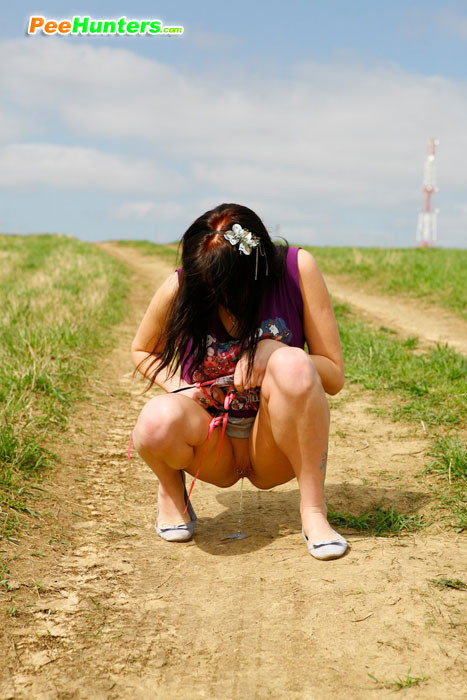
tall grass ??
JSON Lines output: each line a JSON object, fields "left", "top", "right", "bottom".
{"left": 0, "top": 234, "right": 128, "bottom": 539}
{"left": 305, "top": 246, "right": 467, "bottom": 320}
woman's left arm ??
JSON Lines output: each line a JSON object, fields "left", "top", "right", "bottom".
{"left": 297, "top": 249, "right": 345, "bottom": 395}
{"left": 233, "top": 249, "right": 345, "bottom": 394}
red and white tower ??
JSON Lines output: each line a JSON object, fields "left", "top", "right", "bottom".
{"left": 416, "top": 138, "right": 439, "bottom": 247}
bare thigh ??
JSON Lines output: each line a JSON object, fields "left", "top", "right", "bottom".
{"left": 248, "top": 394, "right": 296, "bottom": 489}
{"left": 134, "top": 393, "right": 242, "bottom": 488}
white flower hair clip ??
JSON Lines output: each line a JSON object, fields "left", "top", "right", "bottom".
{"left": 223, "top": 223, "right": 260, "bottom": 256}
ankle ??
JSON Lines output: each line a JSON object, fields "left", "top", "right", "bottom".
{"left": 301, "top": 504, "right": 328, "bottom": 517}
{"left": 158, "top": 471, "right": 185, "bottom": 499}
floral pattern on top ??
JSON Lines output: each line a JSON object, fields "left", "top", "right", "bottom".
{"left": 192, "top": 317, "right": 293, "bottom": 414}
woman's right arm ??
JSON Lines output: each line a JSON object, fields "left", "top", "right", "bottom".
{"left": 131, "top": 271, "right": 191, "bottom": 393}
{"left": 131, "top": 271, "right": 224, "bottom": 408}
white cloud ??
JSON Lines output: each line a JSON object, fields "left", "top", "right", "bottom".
{"left": 0, "top": 143, "right": 184, "bottom": 194}
{"left": 0, "top": 108, "right": 29, "bottom": 141}
{"left": 114, "top": 200, "right": 188, "bottom": 220}
{"left": 1, "top": 38, "right": 467, "bottom": 244}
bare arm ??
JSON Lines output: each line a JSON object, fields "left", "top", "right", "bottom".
{"left": 233, "top": 250, "right": 345, "bottom": 394}
{"left": 297, "top": 249, "right": 345, "bottom": 395}
{"left": 131, "top": 271, "right": 190, "bottom": 393}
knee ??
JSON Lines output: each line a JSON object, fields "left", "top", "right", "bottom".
{"left": 133, "top": 396, "right": 184, "bottom": 453}
{"left": 265, "top": 347, "right": 321, "bottom": 397}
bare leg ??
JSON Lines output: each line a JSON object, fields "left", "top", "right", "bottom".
{"left": 132, "top": 394, "right": 239, "bottom": 525}
{"left": 249, "top": 346, "right": 344, "bottom": 544}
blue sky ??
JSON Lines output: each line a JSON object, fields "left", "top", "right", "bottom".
{"left": 1, "top": 1, "right": 466, "bottom": 246}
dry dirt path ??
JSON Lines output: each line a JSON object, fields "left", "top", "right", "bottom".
{"left": 326, "top": 275, "right": 467, "bottom": 356}
{"left": 1, "top": 245, "right": 465, "bottom": 699}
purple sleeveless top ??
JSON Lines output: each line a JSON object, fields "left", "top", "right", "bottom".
{"left": 177, "top": 246, "right": 305, "bottom": 417}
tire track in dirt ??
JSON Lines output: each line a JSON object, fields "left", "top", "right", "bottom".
{"left": 326, "top": 275, "right": 467, "bottom": 355}
{"left": 1, "top": 244, "right": 465, "bottom": 699}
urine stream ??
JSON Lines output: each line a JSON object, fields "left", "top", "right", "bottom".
{"left": 220, "top": 477, "right": 247, "bottom": 540}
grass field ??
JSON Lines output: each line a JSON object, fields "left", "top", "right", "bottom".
{"left": 0, "top": 234, "right": 129, "bottom": 542}
{"left": 333, "top": 300, "right": 466, "bottom": 428}
{"left": 333, "top": 301, "right": 466, "bottom": 529}
{"left": 305, "top": 246, "right": 467, "bottom": 320}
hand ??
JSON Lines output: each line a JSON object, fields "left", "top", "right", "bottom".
{"left": 182, "top": 385, "right": 225, "bottom": 409}
{"left": 234, "top": 339, "right": 283, "bottom": 392}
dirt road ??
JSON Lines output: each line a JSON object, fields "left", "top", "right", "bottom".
{"left": 326, "top": 275, "right": 467, "bottom": 355}
{"left": 1, "top": 245, "right": 465, "bottom": 699}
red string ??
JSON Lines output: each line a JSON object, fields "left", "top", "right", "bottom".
{"left": 126, "top": 378, "right": 237, "bottom": 514}
{"left": 183, "top": 386, "right": 235, "bottom": 513}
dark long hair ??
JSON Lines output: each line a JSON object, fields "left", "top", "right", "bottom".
{"left": 139, "top": 203, "right": 288, "bottom": 390}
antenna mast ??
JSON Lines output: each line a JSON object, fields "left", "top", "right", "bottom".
{"left": 416, "top": 138, "right": 439, "bottom": 247}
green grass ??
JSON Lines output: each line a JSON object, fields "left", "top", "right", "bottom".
{"left": 305, "top": 246, "right": 467, "bottom": 320}
{"left": 393, "top": 672, "right": 427, "bottom": 690}
{"left": 334, "top": 301, "right": 466, "bottom": 427}
{"left": 423, "top": 436, "right": 467, "bottom": 529}
{"left": 328, "top": 505, "right": 425, "bottom": 535}
{"left": 333, "top": 302, "right": 466, "bottom": 530}
{"left": 429, "top": 577, "right": 467, "bottom": 591}
{"left": 0, "top": 234, "right": 129, "bottom": 542}
{"left": 426, "top": 436, "right": 466, "bottom": 481}
{"left": 432, "top": 484, "right": 467, "bottom": 530}
{"left": 113, "top": 239, "right": 180, "bottom": 264}
{"left": 369, "top": 670, "right": 428, "bottom": 691}
{"left": 0, "top": 560, "right": 8, "bottom": 588}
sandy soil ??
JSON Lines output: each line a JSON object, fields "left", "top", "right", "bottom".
{"left": 1, "top": 245, "right": 465, "bottom": 700}
{"left": 325, "top": 275, "right": 467, "bottom": 355}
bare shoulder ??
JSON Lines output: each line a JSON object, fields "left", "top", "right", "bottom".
{"left": 297, "top": 248, "right": 317, "bottom": 269}
{"left": 297, "top": 248, "right": 329, "bottom": 296}
{"left": 297, "top": 247, "right": 321, "bottom": 273}
{"left": 131, "top": 271, "right": 180, "bottom": 353}
{"left": 146, "top": 270, "right": 180, "bottom": 311}
{"left": 148, "top": 269, "right": 180, "bottom": 315}
{"left": 157, "top": 270, "right": 180, "bottom": 298}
